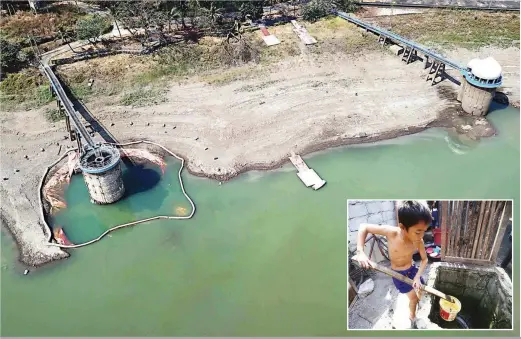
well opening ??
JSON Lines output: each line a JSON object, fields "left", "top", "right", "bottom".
{"left": 426, "top": 263, "right": 512, "bottom": 329}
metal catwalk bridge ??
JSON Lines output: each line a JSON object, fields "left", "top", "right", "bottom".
{"left": 334, "top": 10, "right": 503, "bottom": 88}
{"left": 40, "top": 62, "right": 95, "bottom": 149}
{"left": 353, "top": 1, "right": 520, "bottom": 11}
{"left": 335, "top": 10, "right": 465, "bottom": 71}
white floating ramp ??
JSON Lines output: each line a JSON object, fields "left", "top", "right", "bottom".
{"left": 289, "top": 152, "right": 326, "bottom": 190}
{"left": 259, "top": 25, "right": 281, "bottom": 46}
{"left": 290, "top": 20, "right": 317, "bottom": 45}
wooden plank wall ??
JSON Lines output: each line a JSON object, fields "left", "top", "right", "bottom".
{"left": 440, "top": 200, "right": 512, "bottom": 265}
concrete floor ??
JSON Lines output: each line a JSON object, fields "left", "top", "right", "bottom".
{"left": 348, "top": 260, "right": 432, "bottom": 329}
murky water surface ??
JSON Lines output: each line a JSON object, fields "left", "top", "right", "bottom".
{"left": 1, "top": 106, "right": 519, "bottom": 336}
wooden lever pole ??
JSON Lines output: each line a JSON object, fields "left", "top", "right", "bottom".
{"left": 352, "top": 257, "right": 452, "bottom": 302}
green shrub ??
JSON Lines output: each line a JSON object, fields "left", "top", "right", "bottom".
{"left": 44, "top": 107, "right": 66, "bottom": 122}
{"left": 119, "top": 88, "right": 165, "bottom": 107}
{"left": 303, "top": 0, "right": 334, "bottom": 22}
{"left": 0, "top": 72, "right": 53, "bottom": 110}
{"left": 75, "top": 14, "right": 112, "bottom": 43}
{"left": 335, "top": 0, "right": 358, "bottom": 12}
{"left": 0, "top": 38, "right": 21, "bottom": 70}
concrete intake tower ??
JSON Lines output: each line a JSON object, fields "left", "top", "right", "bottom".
{"left": 79, "top": 145, "right": 125, "bottom": 204}
{"left": 458, "top": 57, "right": 503, "bottom": 116}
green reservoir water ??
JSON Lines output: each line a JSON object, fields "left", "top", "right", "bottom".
{"left": 1, "top": 105, "right": 519, "bottom": 336}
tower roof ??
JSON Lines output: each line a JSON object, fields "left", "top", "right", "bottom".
{"left": 467, "top": 57, "right": 502, "bottom": 80}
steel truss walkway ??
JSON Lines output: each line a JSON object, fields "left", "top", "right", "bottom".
{"left": 335, "top": 10, "right": 472, "bottom": 86}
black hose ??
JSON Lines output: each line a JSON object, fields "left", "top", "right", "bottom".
{"left": 455, "top": 315, "right": 470, "bottom": 329}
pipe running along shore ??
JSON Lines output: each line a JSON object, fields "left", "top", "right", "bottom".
{"left": 42, "top": 140, "right": 196, "bottom": 249}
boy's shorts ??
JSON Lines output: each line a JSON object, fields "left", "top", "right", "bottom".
{"left": 392, "top": 265, "right": 424, "bottom": 294}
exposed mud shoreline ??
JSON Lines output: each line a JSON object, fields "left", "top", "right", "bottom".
{"left": 0, "top": 47, "right": 515, "bottom": 268}
{"left": 0, "top": 109, "right": 501, "bottom": 268}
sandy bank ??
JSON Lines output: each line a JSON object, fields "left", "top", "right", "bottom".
{"left": 0, "top": 109, "right": 71, "bottom": 267}
{"left": 80, "top": 49, "right": 506, "bottom": 180}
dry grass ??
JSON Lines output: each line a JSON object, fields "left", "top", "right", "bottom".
{"left": 306, "top": 16, "right": 379, "bottom": 54}
{"left": 0, "top": 4, "right": 86, "bottom": 43}
{"left": 0, "top": 70, "right": 53, "bottom": 111}
{"left": 6, "top": 9, "right": 519, "bottom": 108}
{"left": 201, "top": 65, "right": 263, "bottom": 85}
{"left": 58, "top": 54, "right": 150, "bottom": 84}
{"left": 370, "top": 9, "right": 520, "bottom": 49}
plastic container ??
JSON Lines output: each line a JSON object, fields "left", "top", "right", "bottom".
{"left": 433, "top": 229, "right": 447, "bottom": 246}
{"left": 439, "top": 296, "right": 461, "bottom": 322}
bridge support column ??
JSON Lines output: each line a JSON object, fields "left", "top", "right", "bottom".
{"left": 74, "top": 130, "right": 82, "bottom": 152}
{"left": 457, "top": 78, "right": 466, "bottom": 102}
{"left": 65, "top": 115, "right": 71, "bottom": 133}
{"left": 426, "top": 61, "right": 445, "bottom": 85}
{"left": 460, "top": 78, "right": 496, "bottom": 116}
{"left": 401, "top": 47, "right": 417, "bottom": 64}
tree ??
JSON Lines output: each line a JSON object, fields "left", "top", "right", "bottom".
{"left": 1, "top": 0, "right": 31, "bottom": 14}
{"left": 75, "top": 14, "right": 111, "bottom": 44}
{"left": 302, "top": 0, "right": 334, "bottom": 22}
{"left": 200, "top": 2, "right": 225, "bottom": 27}
{"left": 114, "top": 0, "right": 167, "bottom": 46}
{"left": 336, "top": 0, "right": 358, "bottom": 12}
{"left": 235, "top": 1, "right": 265, "bottom": 21}
{"left": 0, "top": 38, "right": 21, "bottom": 70}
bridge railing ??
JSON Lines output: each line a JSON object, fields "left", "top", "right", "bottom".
{"left": 41, "top": 63, "right": 95, "bottom": 147}
{"left": 334, "top": 10, "right": 465, "bottom": 72}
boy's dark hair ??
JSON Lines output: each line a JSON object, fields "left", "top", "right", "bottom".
{"left": 398, "top": 200, "right": 433, "bottom": 229}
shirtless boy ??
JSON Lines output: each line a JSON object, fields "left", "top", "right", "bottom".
{"left": 355, "top": 200, "right": 432, "bottom": 327}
